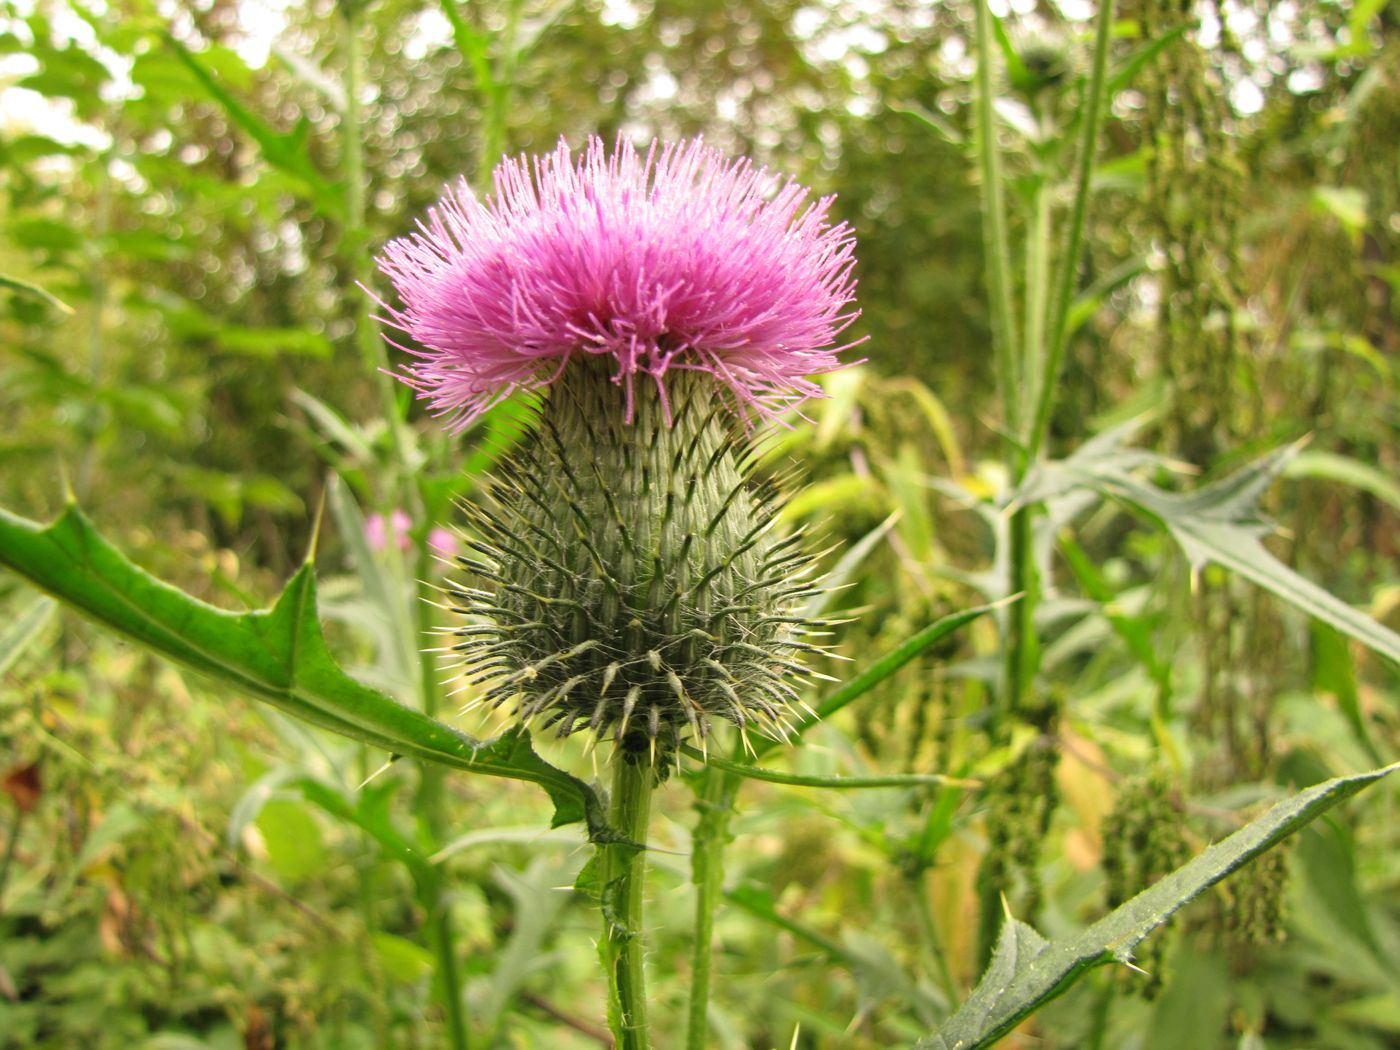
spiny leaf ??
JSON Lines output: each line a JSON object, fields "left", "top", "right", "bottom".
{"left": 1024, "top": 437, "right": 1400, "bottom": 667}
{"left": 0, "top": 502, "right": 616, "bottom": 841}
{"left": 916, "top": 763, "right": 1399, "bottom": 1050}
{"left": 1103, "top": 445, "right": 1400, "bottom": 667}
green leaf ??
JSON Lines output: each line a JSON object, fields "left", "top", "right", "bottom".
{"left": 801, "top": 510, "right": 899, "bottom": 620}
{"left": 916, "top": 763, "right": 1399, "bottom": 1050}
{"left": 371, "top": 932, "right": 436, "bottom": 983}
{"left": 1105, "top": 25, "right": 1187, "bottom": 96}
{"left": 681, "top": 748, "right": 976, "bottom": 791}
{"left": 0, "top": 502, "right": 615, "bottom": 841}
{"left": 439, "top": 0, "right": 496, "bottom": 99}
{"left": 1027, "top": 438, "right": 1400, "bottom": 667}
{"left": 0, "top": 595, "right": 56, "bottom": 677}
{"left": 290, "top": 389, "right": 376, "bottom": 464}
{"left": 254, "top": 798, "right": 326, "bottom": 883}
{"left": 1285, "top": 450, "right": 1400, "bottom": 513}
{"left": 294, "top": 776, "right": 432, "bottom": 882}
{"left": 751, "top": 601, "right": 1003, "bottom": 760}
{"left": 779, "top": 473, "right": 881, "bottom": 521}
{"left": 0, "top": 273, "right": 75, "bottom": 315}
{"left": 162, "top": 33, "right": 343, "bottom": 218}
{"left": 1312, "top": 185, "right": 1368, "bottom": 235}
{"left": 9, "top": 217, "right": 85, "bottom": 255}
{"left": 729, "top": 883, "right": 945, "bottom": 1021}
{"left": 889, "top": 100, "right": 966, "bottom": 147}
{"left": 18, "top": 44, "right": 109, "bottom": 107}
{"left": 1115, "top": 447, "right": 1400, "bottom": 667}
{"left": 214, "top": 324, "right": 333, "bottom": 359}
{"left": 1311, "top": 620, "right": 1383, "bottom": 765}
{"left": 987, "top": 10, "right": 1029, "bottom": 92}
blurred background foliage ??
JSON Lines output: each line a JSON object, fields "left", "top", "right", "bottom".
{"left": 1, "top": 0, "right": 1398, "bottom": 1047}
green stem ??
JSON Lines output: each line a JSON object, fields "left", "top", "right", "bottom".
{"left": 601, "top": 754, "right": 656, "bottom": 1050}
{"left": 477, "top": 0, "right": 523, "bottom": 188}
{"left": 1022, "top": 180, "right": 1052, "bottom": 433}
{"left": 0, "top": 810, "right": 24, "bottom": 906}
{"left": 341, "top": 2, "right": 411, "bottom": 481}
{"left": 911, "top": 871, "right": 958, "bottom": 1007}
{"left": 686, "top": 768, "right": 739, "bottom": 1050}
{"left": 1027, "top": 0, "right": 1115, "bottom": 463}
{"left": 414, "top": 541, "right": 449, "bottom": 845}
{"left": 1086, "top": 976, "right": 1114, "bottom": 1050}
{"left": 1001, "top": 504, "right": 1041, "bottom": 722}
{"left": 428, "top": 895, "right": 470, "bottom": 1049}
{"left": 974, "top": 0, "right": 1022, "bottom": 447}
{"left": 341, "top": 8, "right": 463, "bottom": 1047}
{"left": 76, "top": 158, "right": 110, "bottom": 501}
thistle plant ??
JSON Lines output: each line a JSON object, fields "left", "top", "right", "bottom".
{"left": 7, "top": 6, "right": 1400, "bottom": 1046}
{"left": 374, "top": 135, "right": 861, "bottom": 1044}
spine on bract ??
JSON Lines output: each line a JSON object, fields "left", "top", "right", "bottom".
{"left": 447, "top": 359, "right": 825, "bottom": 765}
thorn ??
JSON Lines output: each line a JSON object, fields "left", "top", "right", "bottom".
{"left": 357, "top": 757, "right": 398, "bottom": 789}
{"left": 59, "top": 461, "right": 76, "bottom": 505}
{"left": 305, "top": 485, "right": 328, "bottom": 564}
{"left": 1121, "top": 958, "right": 1152, "bottom": 978}
{"left": 619, "top": 686, "right": 640, "bottom": 738}
{"left": 739, "top": 723, "right": 755, "bottom": 757}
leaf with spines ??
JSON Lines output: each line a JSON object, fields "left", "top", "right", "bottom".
{"left": 0, "top": 501, "right": 617, "bottom": 841}
{"left": 1020, "top": 435, "right": 1400, "bottom": 667}
{"left": 917, "top": 763, "right": 1399, "bottom": 1050}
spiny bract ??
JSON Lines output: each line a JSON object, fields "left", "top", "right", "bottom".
{"left": 445, "top": 361, "right": 830, "bottom": 761}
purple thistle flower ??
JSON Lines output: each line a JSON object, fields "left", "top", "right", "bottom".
{"left": 374, "top": 135, "right": 862, "bottom": 430}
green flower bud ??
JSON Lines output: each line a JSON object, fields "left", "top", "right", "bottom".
{"left": 447, "top": 361, "right": 825, "bottom": 763}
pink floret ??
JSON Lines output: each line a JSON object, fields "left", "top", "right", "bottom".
{"left": 373, "top": 135, "right": 861, "bottom": 431}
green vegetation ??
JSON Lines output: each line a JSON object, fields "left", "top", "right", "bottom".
{"left": 3, "top": 0, "right": 1399, "bottom": 1047}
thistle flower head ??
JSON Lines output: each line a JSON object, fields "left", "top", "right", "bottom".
{"left": 375, "top": 135, "right": 861, "bottom": 429}
{"left": 379, "top": 137, "right": 859, "bottom": 764}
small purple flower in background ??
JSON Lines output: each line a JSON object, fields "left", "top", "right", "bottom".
{"left": 427, "top": 527, "right": 458, "bottom": 559}
{"left": 365, "top": 512, "right": 388, "bottom": 552}
{"left": 365, "top": 509, "right": 413, "bottom": 552}
{"left": 374, "top": 135, "right": 861, "bottom": 430}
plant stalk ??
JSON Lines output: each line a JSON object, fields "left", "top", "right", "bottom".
{"left": 428, "top": 892, "right": 471, "bottom": 1050}
{"left": 911, "top": 870, "right": 959, "bottom": 1007}
{"left": 1027, "top": 0, "right": 1116, "bottom": 463}
{"left": 686, "top": 767, "right": 740, "bottom": 1049}
{"left": 342, "top": 9, "right": 464, "bottom": 1048}
{"left": 1001, "top": 500, "right": 1042, "bottom": 723}
{"left": 0, "top": 811, "right": 24, "bottom": 907}
{"left": 1023, "top": 181, "right": 1052, "bottom": 431}
{"left": 974, "top": 0, "right": 1022, "bottom": 449}
{"left": 342, "top": 2, "right": 411, "bottom": 481}
{"left": 601, "top": 754, "right": 656, "bottom": 1050}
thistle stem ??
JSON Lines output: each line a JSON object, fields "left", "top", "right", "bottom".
{"left": 428, "top": 898, "right": 470, "bottom": 1049}
{"left": 342, "top": 1, "right": 411, "bottom": 483}
{"left": 1027, "top": 0, "right": 1115, "bottom": 463}
{"left": 342, "top": 8, "right": 464, "bottom": 1047}
{"left": 601, "top": 754, "right": 656, "bottom": 1050}
{"left": 686, "top": 767, "right": 740, "bottom": 1050}
{"left": 974, "top": 0, "right": 1022, "bottom": 449}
